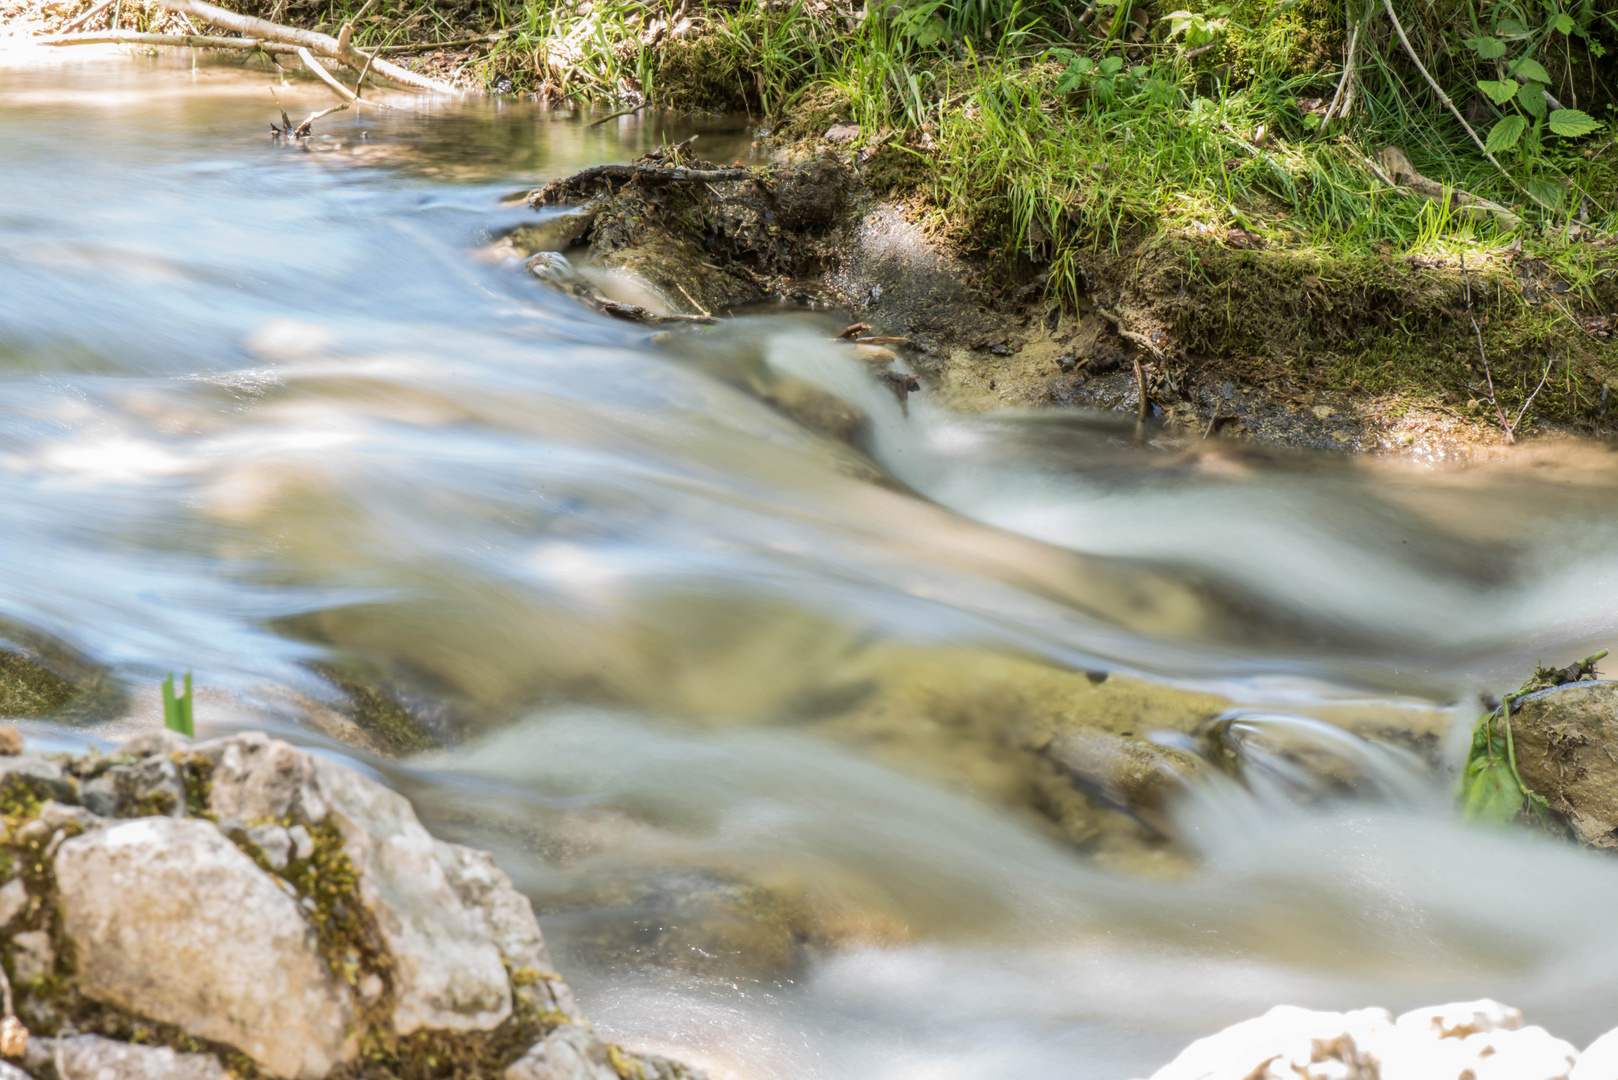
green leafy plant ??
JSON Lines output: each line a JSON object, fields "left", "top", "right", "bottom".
{"left": 1461, "top": 1, "right": 1604, "bottom": 159}
{"left": 162, "top": 672, "right": 194, "bottom": 738}
{"left": 1163, "top": 4, "right": 1231, "bottom": 50}
{"left": 1459, "top": 649, "right": 1607, "bottom": 829}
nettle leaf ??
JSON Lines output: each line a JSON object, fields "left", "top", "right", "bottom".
{"left": 1478, "top": 78, "right": 1519, "bottom": 104}
{"left": 1099, "top": 55, "right": 1125, "bottom": 75}
{"left": 1498, "top": 18, "right": 1529, "bottom": 36}
{"left": 1527, "top": 178, "right": 1567, "bottom": 208}
{"left": 1486, "top": 114, "right": 1527, "bottom": 152}
{"left": 1517, "top": 80, "right": 1548, "bottom": 116}
{"left": 1554, "top": 12, "right": 1576, "bottom": 33}
{"left": 1465, "top": 34, "right": 1508, "bottom": 57}
{"left": 1548, "top": 107, "right": 1603, "bottom": 136}
{"left": 1511, "top": 56, "right": 1553, "bottom": 82}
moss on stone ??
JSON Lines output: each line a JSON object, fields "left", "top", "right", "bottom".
{"left": 0, "top": 649, "right": 78, "bottom": 719}
{"left": 311, "top": 662, "right": 440, "bottom": 757}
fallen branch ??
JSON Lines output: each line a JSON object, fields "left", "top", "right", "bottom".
{"left": 298, "top": 46, "right": 358, "bottom": 102}
{"left": 38, "top": 30, "right": 293, "bottom": 51}
{"left": 148, "top": 0, "right": 454, "bottom": 93}
{"left": 835, "top": 322, "right": 871, "bottom": 339}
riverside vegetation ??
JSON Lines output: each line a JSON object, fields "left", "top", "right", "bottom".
{"left": 25, "top": 0, "right": 1618, "bottom": 448}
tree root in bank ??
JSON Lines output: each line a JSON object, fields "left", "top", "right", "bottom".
{"left": 146, "top": 0, "right": 454, "bottom": 93}
{"left": 1376, "top": 147, "right": 1523, "bottom": 232}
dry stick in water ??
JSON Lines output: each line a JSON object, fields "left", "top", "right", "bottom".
{"left": 40, "top": 31, "right": 293, "bottom": 51}
{"left": 148, "top": 0, "right": 454, "bottom": 92}
{"left": 1461, "top": 254, "right": 1515, "bottom": 442}
{"left": 590, "top": 104, "right": 646, "bottom": 126}
{"left": 297, "top": 46, "right": 360, "bottom": 104}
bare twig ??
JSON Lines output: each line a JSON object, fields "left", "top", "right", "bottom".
{"left": 1509, "top": 352, "right": 1556, "bottom": 434}
{"left": 62, "top": 0, "right": 116, "bottom": 31}
{"left": 148, "top": 0, "right": 454, "bottom": 92}
{"left": 1461, "top": 254, "right": 1514, "bottom": 443}
{"left": 108, "top": 0, "right": 122, "bottom": 31}
{"left": 1321, "top": 13, "right": 1361, "bottom": 124}
{"left": 597, "top": 299, "right": 714, "bottom": 324}
{"left": 673, "top": 280, "right": 710, "bottom": 318}
{"left": 293, "top": 102, "right": 349, "bottom": 137}
{"left": 1132, "top": 354, "right": 1149, "bottom": 423}
{"left": 589, "top": 104, "right": 646, "bottom": 126}
{"left": 836, "top": 322, "right": 871, "bottom": 339}
{"left": 1381, "top": 0, "right": 1501, "bottom": 171}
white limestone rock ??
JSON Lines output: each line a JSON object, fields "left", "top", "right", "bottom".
{"left": 1145, "top": 1001, "right": 1578, "bottom": 1080}
{"left": 505, "top": 1023, "right": 621, "bottom": 1080}
{"left": 312, "top": 755, "right": 513, "bottom": 1033}
{"left": 0, "top": 876, "right": 27, "bottom": 928}
{"left": 1573, "top": 1027, "right": 1618, "bottom": 1080}
{"left": 183, "top": 732, "right": 571, "bottom": 1033}
{"left": 437, "top": 840, "right": 580, "bottom": 1019}
{"left": 191, "top": 731, "right": 328, "bottom": 823}
{"left": 25, "top": 1034, "right": 230, "bottom": 1080}
{"left": 53, "top": 816, "right": 355, "bottom": 1079}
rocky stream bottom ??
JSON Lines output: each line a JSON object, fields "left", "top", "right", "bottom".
{"left": 8, "top": 639, "right": 1618, "bottom": 1078}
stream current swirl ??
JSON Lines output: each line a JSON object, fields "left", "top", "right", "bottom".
{"left": 8, "top": 51, "right": 1618, "bottom": 1080}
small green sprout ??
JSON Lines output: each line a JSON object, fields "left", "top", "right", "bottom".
{"left": 162, "top": 672, "right": 195, "bottom": 738}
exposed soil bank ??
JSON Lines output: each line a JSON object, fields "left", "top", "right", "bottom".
{"left": 517, "top": 136, "right": 1618, "bottom": 456}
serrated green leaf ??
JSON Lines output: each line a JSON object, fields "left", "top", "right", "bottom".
{"left": 1527, "top": 178, "right": 1566, "bottom": 208}
{"left": 1099, "top": 55, "right": 1124, "bottom": 75}
{"left": 1498, "top": 18, "right": 1528, "bottom": 36}
{"left": 1478, "top": 78, "right": 1519, "bottom": 104}
{"left": 1486, "top": 114, "right": 1527, "bottom": 152}
{"left": 1511, "top": 56, "right": 1553, "bottom": 82}
{"left": 1518, "top": 80, "right": 1548, "bottom": 116}
{"left": 1554, "top": 12, "right": 1576, "bottom": 33}
{"left": 1548, "top": 107, "right": 1603, "bottom": 136}
{"left": 1465, "top": 34, "right": 1508, "bottom": 57}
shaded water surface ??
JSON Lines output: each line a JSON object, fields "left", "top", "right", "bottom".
{"left": 8, "top": 50, "right": 1618, "bottom": 1080}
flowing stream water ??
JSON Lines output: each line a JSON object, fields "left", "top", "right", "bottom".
{"left": 9, "top": 50, "right": 1618, "bottom": 1080}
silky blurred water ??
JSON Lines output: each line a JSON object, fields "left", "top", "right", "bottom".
{"left": 8, "top": 48, "right": 1618, "bottom": 1080}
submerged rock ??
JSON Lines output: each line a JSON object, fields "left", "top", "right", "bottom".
{"left": 0, "top": 730, "right": 697, "bottom": 1080}
{"left": 1145, "top": 1000, "right": 1579, "bottom": 1080}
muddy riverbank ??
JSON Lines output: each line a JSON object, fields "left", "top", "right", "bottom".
{"left": 512, "top": 133, "right": 1618, "bottom": 457}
